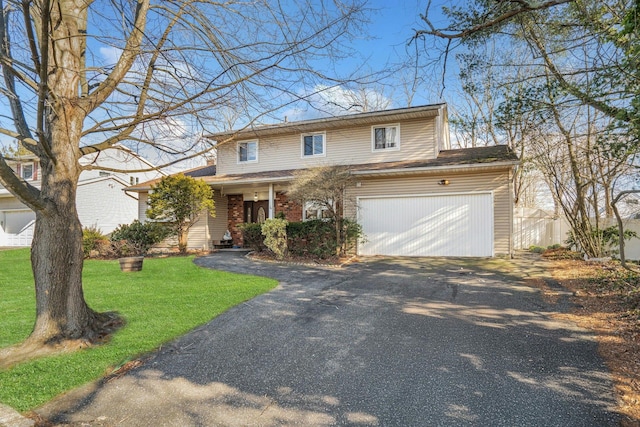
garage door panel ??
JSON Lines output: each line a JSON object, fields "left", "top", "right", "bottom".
{"left": 359, "top": 193, "right": 493, "bottom": 257}
{"left": 1, "top": 210, "right": 35, "bottom": 246}
{"left": 3, "top": 211, "right": 35, "bottom": 234}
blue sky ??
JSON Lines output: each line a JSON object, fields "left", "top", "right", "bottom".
{"left": 357, "top": 1, "right": 426, "bottom": 62}
{"left": 324, "top": 0, "right": 457, "bottom": 108}
{"left": 0, "top": 1, "right": 460, "bottom": 163}
{"left": 277, "top": 0, "right": 458, "bottom": 122}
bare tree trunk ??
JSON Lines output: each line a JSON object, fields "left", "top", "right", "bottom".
{"left": 612, "top": 190, "right": 640, "bottom": 273}
{"left": 30, "top": 207, "right": 100, "bottom": 342}
{"left": 28, "top": 115, "right": 113, "bottom": 343}
{"left": 545, "top": 75, "right": 601, "bottom": 256}
{"left": 335, "top": 217, "right": 343, "bottom": 256}
{"left": 179, "top": 229, "right": 188, "bottom": 254}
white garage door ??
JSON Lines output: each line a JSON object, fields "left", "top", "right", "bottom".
{"left": 0, "top": 210, "right": 35, "bottom": 246}
{"left": 358, "top": 193, "right": 493, "bottom": 257}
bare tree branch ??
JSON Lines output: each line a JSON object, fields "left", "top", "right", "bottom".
{"left": 79, "top": 0, "right": 150, "bottom": 113}
{"left": 414, "top": 0, "right": 574, "bottom": 41}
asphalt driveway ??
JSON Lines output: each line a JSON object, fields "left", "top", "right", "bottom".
{"left": 36, "top": 252, "right": 619, "bottom": 426}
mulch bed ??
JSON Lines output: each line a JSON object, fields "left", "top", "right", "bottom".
{"left": 247, "top": 251, "right": 357, "bottom": 267}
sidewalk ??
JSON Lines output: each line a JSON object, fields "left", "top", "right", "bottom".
{"left": 0, "top": 404, "right": 33, "bottom": 427}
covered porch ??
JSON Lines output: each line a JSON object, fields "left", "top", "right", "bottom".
{"left": 208, "top": 177, "right": 302, "bottom": 248}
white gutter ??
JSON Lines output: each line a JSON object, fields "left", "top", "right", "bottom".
{"left": 350, "top": 160, "right": 520, "bottom": 177}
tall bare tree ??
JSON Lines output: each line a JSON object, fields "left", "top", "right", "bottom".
{"left": 450, "top": 44, "right": 539, "bottom": 207}
{"left": 414, "top": 0, "right": 639, "bottom": 148}
{"left": 0, "top": 0, "right": 366, "bottom": 358}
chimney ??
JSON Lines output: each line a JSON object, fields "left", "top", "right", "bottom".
{"left": 205, "top": 155, "right": 217, "bottom": 166}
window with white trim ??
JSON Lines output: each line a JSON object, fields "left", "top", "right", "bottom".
{"left": 303, "top": 201, "right": 332, "bottom": 221}
{"left": 371, "top": 124, "right": 400, "bottom": 151}
{"left": 238, "top": 140, "right": 258, "bottom": 163}
{"left": 21, "top": 163, "right": 34, "bottom": 180}
{"left": 301, "top": 133, "right": 325, "bottom": 157}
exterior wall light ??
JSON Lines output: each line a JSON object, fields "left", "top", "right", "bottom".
{"left": 254, "top": 192, "right": 258, "bottom": 202}
{"left": 438, "top": 179, "right": 450, "bottom": 186}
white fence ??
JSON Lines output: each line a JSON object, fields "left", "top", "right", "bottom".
{"left": 513, "top": 211, "right": 640, "bottom": 260}
{"left": 513, "top": 215, "right": 571, "bottom": 250}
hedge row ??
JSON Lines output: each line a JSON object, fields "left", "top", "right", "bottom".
{"left": 240, "top": 219, "right": 356, "bottom": 259}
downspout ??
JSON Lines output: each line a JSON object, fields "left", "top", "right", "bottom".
{"left": 509, "top": 167, "right": 515, "bottom": 258}
{"left": 434, "top": 110, "right": 441, "bottom": 158}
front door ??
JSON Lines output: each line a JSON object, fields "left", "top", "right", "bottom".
{"left": 244, "top": 201, "right": 269, "bottom": 224}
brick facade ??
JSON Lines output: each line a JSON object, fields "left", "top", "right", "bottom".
{"left": 275, "top": 192, "right": 303, "bottom": 222}
{"left": 227, "top": 195, "right": 244, "bottom": 246}
{"left": 226, "top": 192, "right": 303, "bottom": 248}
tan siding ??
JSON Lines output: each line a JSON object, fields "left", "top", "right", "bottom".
{"left": 140, "top": 190, "right": 227, "bottom": 250}
{"left": 186, "top": 190, "right": 228, "bottom": 250}
{"left": 209, "top": 190, "right": 228, "bottom": 243}
{"left": 216, "top": 117, "right": 437, "bottom": 175}
{"left": 346, "top": 170, "right": 512, "bottom": 255}
{"left": 138, "top": 192, "right": 149, "bottom": 221}
{"left": 0, "top": 198, "right": 29, "bottom": 210}
{"left": 186, "top": 214, "right": 209, "bottom": 250}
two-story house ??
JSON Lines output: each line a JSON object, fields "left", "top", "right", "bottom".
{"left": 130, "top": 104, "right": 519, "bottom": 257}
{"left": 0, "top": 145, "right": 165, "bottom": 246}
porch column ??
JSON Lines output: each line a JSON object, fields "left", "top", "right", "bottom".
{"left": 268, "top": 183, "right": 274, "bottom": 219}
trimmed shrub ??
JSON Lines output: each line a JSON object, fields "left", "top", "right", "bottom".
{"left": 82, "top": 226, "right": 109, "bottom": 258}
{"left": 240, "top": 218, "right": 365, "bottom": 260}
{"left": 566, "top": 225, "right": 638, "bottom": 257}
{"left": 239, "top": 223, "right": 265, "bottom": 252}
{"left": 287, "top": 219, "right": 336, "bottom": 258}
{"left": 261, "top": 218, "right": 288, "bottom": 260}
{"left": 111, "top": 220, "right": 171, "bottom": 256}
{"left": 342, "top": 218, "right": 364, "bottom": 254}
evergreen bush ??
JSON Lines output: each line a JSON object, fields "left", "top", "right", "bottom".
{"left": 110, "top": 220, "right": 171, "bottom": 256}
{"left": 261, "top": 218, "right": 289, "bottom": 260}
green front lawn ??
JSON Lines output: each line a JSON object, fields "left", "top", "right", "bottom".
{"left": 0, "top": 248, "right": 277, "bottom": 412}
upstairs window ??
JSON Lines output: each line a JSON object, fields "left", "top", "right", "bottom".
{"left": 238, "top": 140, "right": 258, "bottom": 163}
{"left": 21, "top": 164, "right": 33, "bottom": 180}
{"left": 302, "top": 133, "right": 325, "bottom": 157}
{"left": 18, "top": 163, "right": 37, "bottom": 181}
{"left": 372, "top": 124, "right": 400, "bottom": 151}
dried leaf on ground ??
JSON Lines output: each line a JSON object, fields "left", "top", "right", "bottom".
{"left": 549, "top": 258, "right": 640, "bottom": 425}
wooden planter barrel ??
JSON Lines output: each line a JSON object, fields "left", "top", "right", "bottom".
{"left": 118, "top": 256, "right": 144, "bottom": 272}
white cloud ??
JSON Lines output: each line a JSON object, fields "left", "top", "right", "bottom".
{"left": 281, "top": 84, "right": 393, "bottom": 122}
{"left": 99, "top": 46, "right": 122, "bottom": 66}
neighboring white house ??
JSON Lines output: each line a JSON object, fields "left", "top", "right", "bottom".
{"left": 0, "top": 145, "right": 166, "bottom": 246}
